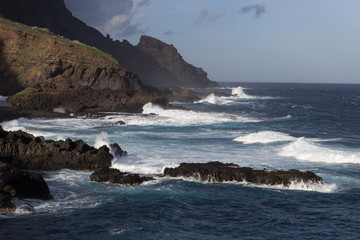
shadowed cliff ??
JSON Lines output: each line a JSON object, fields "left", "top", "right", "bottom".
{"left": 0, "top": 0, "right": 218, "bottom": 88}
{"left": 0, "top": 17, "right": 167, "bottom": 113}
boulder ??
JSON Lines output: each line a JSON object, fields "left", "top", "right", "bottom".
{"left": 90, "top": 168, "right": 154, "bottom": 186}
{"left": 0, "top": 162, "right": 52, "bottom": 212}
{"left": 163, "top": 161, "right": 324, "bottom": 186}
{"left": 0, "top": 162, "right": 52, "bottom": 200}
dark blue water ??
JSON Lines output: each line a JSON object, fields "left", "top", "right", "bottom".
{"left": 1, "top": 83, "right": 360, "bottom": 239}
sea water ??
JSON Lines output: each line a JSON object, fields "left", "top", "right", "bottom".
{"left": 1, "top": 83, "right": 360, "bottom": 239}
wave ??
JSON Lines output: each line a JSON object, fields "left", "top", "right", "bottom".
{"left": 279, "top": 137, "right": 360, "bottom": 164}
{"left": 195, "top": 93, "right": 234, "bottom": 105}
{"left": 233, "top": 131, "right": 296, "bottom": 144}
{"left": 164, "top": 176, "right": 337, "bottom": 193}
{"left": 140, "top": 102, "right": 259, "bottom": 126}
{"left": 194, "top": 86, "right": 273, "bottom": 105}
{"left": 231, "top": 86, "right": 255, "bottom": 99}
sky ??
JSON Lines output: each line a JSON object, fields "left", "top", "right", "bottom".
{"left": 64, "top": 0, "right": 360, "bottom": 84}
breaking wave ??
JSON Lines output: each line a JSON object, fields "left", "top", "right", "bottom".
{"left": 164, "top": 176, "right": 337, "bottom": 193}
{"left": 233, "top": 131, "right": 296, "bottom": 144}
{"left": 195, "top": 93, "right": 233, "bottom": 105}
{"left": 231, "top": 86, "right": 255, "bottom": 99}
{"left": 279, "top": 137, "right": 360, "bottom": 164}
{"left": 140, "top": 102, "right": 259, "bottom": 126}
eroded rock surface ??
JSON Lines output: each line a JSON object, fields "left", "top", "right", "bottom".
{"left": 0, "top": 126, "right": 113, "bottom": 171}
{"left": 164, "top": 162, "right": 324, "bottom": 186}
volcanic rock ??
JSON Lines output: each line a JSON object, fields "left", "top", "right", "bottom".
{"left": 0, "top": 126, "right": 113, "bottom": 171}
{"left": 0, "top": 162, "right": 52, "bottom": 212}
{"left": 90, "top": 168, "right": 153, "bottom": 186}
{"left": 163, "top": 161, "right": 324, "bottom": 186}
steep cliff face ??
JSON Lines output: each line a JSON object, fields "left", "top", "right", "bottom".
{"left": 0, "top": 0, "right": 218, "bottom": 88}
{"left": 0, "top": 17, "right": 142, "bottom": 95}
{"left": 136, "top": 36, "right": 215, "bottom": 88}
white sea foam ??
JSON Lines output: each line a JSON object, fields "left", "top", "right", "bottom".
{"left": 231, "top": 86, "right": 255, "bottom": 99}
{"left": 94, "top": 131, "right": 110, "bottom": 149}
{"left": 164, "top": 176, "right": 337, "bottom": 193}
{"left": 0, "top": 95, "right": 10, "bottom": 107}
{"left": 140, "top": 102, "right": 259, "bottom": 126}
{"left": 279, "top": 137, "right": 360, "bottom": 164}
{"left": 233, "top": 131, "right": 296, "bottom": 144}
{"left": 195, "top": 93, "right": 234, "bottom": 105}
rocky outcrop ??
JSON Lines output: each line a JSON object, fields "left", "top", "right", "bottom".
{"left": 90, "top": 168, "right": 153, "bottom": 186}
{"left": 7, "top": 77, "right": 168, "bottom": 113}
{"left": 0, "top": 162, "right": 52, "bottom": 212}
{"left": 136, "top": 36, "right": 217, "bottom": 88}
{"left": 0, "top": 17, "right": 168, "bottom": 113}
{"left": 0, "top": 17, "right": 142, "bottom": 95}
{"left": 0, "top": 0, "right": 218, "bottom": 88}
{"left": 0, "top": 126, "right": 113, "bottom": 171}
{"left": 163, "top": 162, "right": 324, "bottom": 186}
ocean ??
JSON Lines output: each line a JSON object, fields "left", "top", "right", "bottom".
{"left": 1, "top": 82, "right": 360, "bottom": 239}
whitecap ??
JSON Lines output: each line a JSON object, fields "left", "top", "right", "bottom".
{"left": 233, "top": 131, "right": 296, "bottom": 144}
{"left": 139, "top": 102, "right": 259, "bottom": 126}
{"left": 195, "top": 93, "right": 234, "bottom": 105}
{"left": 279, "top": 137, "right": 360, "bottom": 164}
{"left": 231, "top": 86, "right": 255, "bottom": 99}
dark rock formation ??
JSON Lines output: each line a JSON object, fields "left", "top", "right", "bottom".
{"left": 90, "top": 168, "right": 152, "bottom": 186}
{"left": 0, "top": 162, "right": 52, "bottom": 212}
{"left": 7, "top": 77, "right": 168, "bottom": 113}
{"left": 0, "top": 0, "right": 218, "bottom": 88}
{"left": 0, "top": 126, "right": 113, "bottom": 171}
{"left": 163, "top": 162, "right": 324, "bottom": 187}
{"left": 0, "top": 162, "right": 52, "bottom": 199}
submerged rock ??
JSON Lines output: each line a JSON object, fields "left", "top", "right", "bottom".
{"left": 163, "top": 161, "right": 324, "bottom": 187}
{"left": 90, "top": 168, "right": 153, "bottom": 186}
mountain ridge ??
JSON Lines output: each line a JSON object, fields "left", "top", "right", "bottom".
{"left": 0, "top": 0, "right": 218, "bottom": 88}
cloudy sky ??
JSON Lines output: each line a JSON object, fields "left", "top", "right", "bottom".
{"left": 64, "top": 0, "right": 360, "bottom": 83}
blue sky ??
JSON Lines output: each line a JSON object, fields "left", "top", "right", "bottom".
{"left": 65, "top": 0, "right": 360, "bottom": 83}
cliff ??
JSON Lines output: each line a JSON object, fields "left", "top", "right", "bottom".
{"left": 0, "top": 17, "right": 167, "bottom": 113}
{"left": 0, "top": 17, "right": 141, "bottom": 95}
{"left": 0, "top": 0, "right": 218, "bottom": 88}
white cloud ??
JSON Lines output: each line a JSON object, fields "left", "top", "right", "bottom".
{"left": 64, "top": 0, "right": 148, "bottom": 37}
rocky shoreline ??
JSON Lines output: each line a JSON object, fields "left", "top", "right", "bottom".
{"left": 0, "top": 126, "right": 150, "bottom": 212}
{"left": 0, "top": 126, "right": 325, "bottom": 213}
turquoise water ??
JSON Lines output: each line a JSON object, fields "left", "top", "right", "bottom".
{"left": 1, "top": 83, "right": 360, "bottom": 239}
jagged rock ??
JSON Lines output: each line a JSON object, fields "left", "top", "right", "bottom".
{"left": 90, "top": 168, "right": 153, "bottom": 186}
{"left": 110, "top": 143, "right": 127, "bottom": 158}
{"left": 0, "top": 191, "right": 15, "bottom": 212}
{"left": 163, "top": 161, "right": 324, "bottom": 186}
{"left": 0, "top": 126, "right": 113, "bottom": 171}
